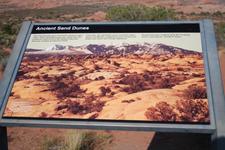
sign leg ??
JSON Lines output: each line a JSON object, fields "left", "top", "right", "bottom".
{"left": 0, "top": 127, "right": 8, "bottom": 150}
{"left": 211, "top": 133, "right": 225, "bottom": 150}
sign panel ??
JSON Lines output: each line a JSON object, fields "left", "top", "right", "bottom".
{"left": 1, "top": 23, "right": 210, "bottom": 124}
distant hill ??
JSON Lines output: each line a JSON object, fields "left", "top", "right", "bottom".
{"left": 86, "top": 43, "right": 200, "bottom": 55}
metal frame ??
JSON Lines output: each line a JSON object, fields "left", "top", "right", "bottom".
{"left": 0, "top": 20, "right": 223, "bottom": 135}
{"left": 0, "top": 127, "right": 8, "bottom": 150}
{"left": 202, "top": 20, "right": 225, "bottom": 149}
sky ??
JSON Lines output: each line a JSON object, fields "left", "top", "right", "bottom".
{"left": 27, "top": 32, "right": 203, "bottom": 52}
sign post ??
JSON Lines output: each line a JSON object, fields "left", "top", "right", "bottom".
{"left": 0, "top": 127, "right": 8, "bottom": 150}
{"left": 203, "top": 20, "right": 225, "bottom": 150}
{"left": 0, "top": 20, "right": 224, "bottom": 150}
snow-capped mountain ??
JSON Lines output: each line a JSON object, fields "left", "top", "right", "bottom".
{"left": 69, "top": 46, "right": 93, "bottom": 54}
{"left": 45, "top": 44, "right": 93, "bottom": 54}
{"left": 86, "top": 43, "right": 201, "bottom": 55}
{"left": 27, "top": 44, "right": 93, "bottom": 54}
{"left": 27, "top": 43, "right": 200, "bottom": 55}
{"left": 46, "top": 44, "right": 66, "bottom": 51}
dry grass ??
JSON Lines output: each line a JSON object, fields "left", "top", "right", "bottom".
{"left": 41, "top": 130, "right": 112, "bottom": 150}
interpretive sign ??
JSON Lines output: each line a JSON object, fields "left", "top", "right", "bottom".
{"left": 0, "top": 21, "right": 223, "bottom": 133}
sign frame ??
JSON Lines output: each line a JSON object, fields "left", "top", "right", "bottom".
{"left": 0, "top": 20, "right": 223, "bottom": 134}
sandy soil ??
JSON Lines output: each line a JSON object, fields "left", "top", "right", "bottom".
{"left": 7, "top": 127, "right": 66, "bottom": 150}
{"left": 0, "top": 39, "right": 215, "bottom": 150}
{"left": 3, "top": 48, "right": 209, "bottom": 124}
{"left": 108, "top": 131, "right": 154, "bottom": 150}
{"left": 7, "top": 127, "right": 154, "bottom": 150}
{"left": 7, "top": 127, "right": 211, "bottom": 150}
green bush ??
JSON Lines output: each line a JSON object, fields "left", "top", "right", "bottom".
{"left": 0, "top": 50, "right": 6, "bottom": 60}
{"left": 213, "top": 11, "right": 224, "bottom": 17}
{"left": 106, "top": 4, "right": 176, "bottom": 21}
{"left": 0, "top": 18, "right": 21, "bottom": 49}
{"left": 199, "top": 12, "right": 210, "bottom": 16}
{"left": 0, "top": 21, "right": 16, "bottom": 71}
{"left": 0, "top": 33, "right": 17, "bottom": 48}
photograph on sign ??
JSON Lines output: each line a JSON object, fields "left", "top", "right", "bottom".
{"left": 2, "top": 24, "right": 209, "bottom": 124}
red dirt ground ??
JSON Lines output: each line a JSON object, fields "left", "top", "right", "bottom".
{"left": 1, "top": 0, "right": 225, "bottom": 13}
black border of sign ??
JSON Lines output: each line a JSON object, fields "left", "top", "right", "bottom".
{"left": 0, "top": 20, "right": 223, "bottom": 134}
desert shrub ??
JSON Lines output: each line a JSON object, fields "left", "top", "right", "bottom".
{"left": 121, "top": 99, "right": 135, "bottom": 103}
{"left": 0, "top": 19, "right": 21, "bottom": 49}
{"left": 119, "top": 71, "right": 182, "bottom": 93}
{"left": 0, "top": 53, "right": 8, "bottom": 69}
{"left": 212, "top": 11, "right": 224, "bottom": 17}
{"left": 106, "top": 4, "right": 176, "bottom": 21}
{"left": 113, "top": 61, "right": 120, "bottom": 67}
{"left": 119, "top": 74, "right": 143, "bottom": 85}
{"left": 95, "top": 76, "right": 105, "bottom": 80}
{"left": 66, "top": 101, "right": 84, "bottom": 114}
{"left": 0, "top": 49, "right": 8, "bottom": 59}
{"left": 190, "top": 12, "right": 196, "bottom": 16}
{"left": 199, "top": 12, "right": 210, "bottom": 16}
{"left": 1, "top": 23, "right": 18, "bottom": 35}
{"left": 58, "top": 83, "right": 83, "bottom": 98}
{"left": 160, "top": 78, "right": 175, "bottom": 88}
{"left": 192, "top": 73, "right": 203, "bottom": 77}
{"left": 145, "top": 102, "right": 178, "bottom": 121}
{"left": 183, "top": 85, "right": 207, "bottom": 99}
{"left": 76, "top": 132, "right": 105, "bottom": 150}
{"left": 176, "top": 99, "right": 209, "bottom": 122}
{"left": 0, "top": 19, "right": 20, "bottom": 72}
{"left": 59, "top": 96, "right": 105, "bottom": 115}
{"left": 119, "top": 74, "right": 147, "bottom": 93}
{"left": 49, "top": 80, "right": 85, "bottom": 99}
{"left": 99, "top": 86, "right": 111, "bottom": 96}
{"left": 42, "top": 130, "right": 112, "bottom": 150}
{"left": 39, "top": 112, "right": 48, "bottom": 118}
{"left": 94, "top": 64, "right": 102, "bottom": 70}
{"left": 177, "top": 67, "right": 185, "bottom": 71}
{"left": 122, "top": 81, "right": 148, "bottom": 93}
{"left": 119, "top": 73, "right": 156, "bottom": 93}
{"left": 89, "top": 113, "right": 99, "bottom": 119}
{"left": 64, "top": 130, "right": 112, "bottom": 150}
{"left": 55, "top": 104, "right": 68, "bottom": 111}
{"left": 0, "top": 55, "right": 8, "bottom": 78}
{"left": 64, "top": 131, "right": 88, "bottom": 150}
{"left": 42, "top": 136, "right": 64, "bottom": 150}
{"left": 215, "top": 22, "right": 225, "bottom": 47}
{"left": 143, "top": 70, "right": 157, "bottom": 82}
